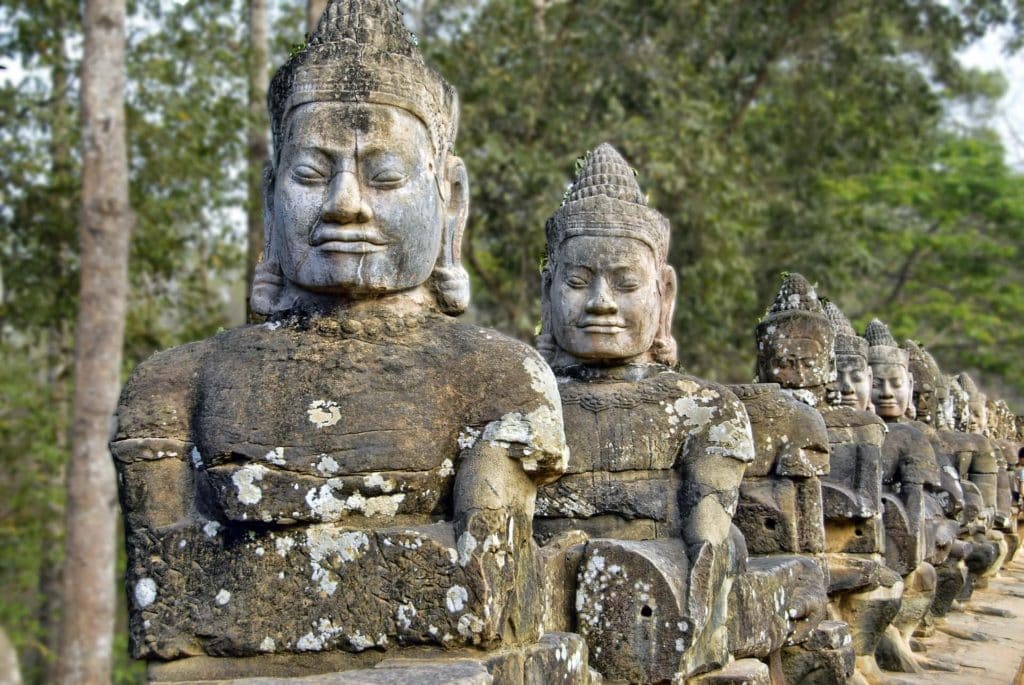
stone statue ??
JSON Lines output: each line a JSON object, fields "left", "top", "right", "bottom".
{"left": 113, "top": 2, "right": 580, "bottom": 681}
{"left": 902, "top": 342, "right": 969, "bottom": 622}
{"left": 533, "top": 144, "right": 761, "bottom": 682}
{"left": 754, "top": 280, "right": 893, "bottom": 685}
{"left": 862, "top": 320, "right": 942, "bottom": 673}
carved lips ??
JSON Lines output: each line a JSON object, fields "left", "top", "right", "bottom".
{"left": 576, "top": 318, "right": 627, "bottom": 334}
{"left": 310, "top": 226, "right": 390, "bottom": 253}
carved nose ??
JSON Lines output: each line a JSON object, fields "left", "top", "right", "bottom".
{"left": 585, "top": 282, "right": 617, "bottom": 315}
{"left": 322, "top": 170, "right": 372, "bottom": 224}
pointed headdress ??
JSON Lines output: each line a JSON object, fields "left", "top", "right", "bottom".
{"left": 755, "top": 273, "right": 834, "bottom": 352}
{"left": 864, "top": 319, "right": 909, "bottom": 367}
{"left": 545, "top": 144, "right": 670, "bottom": 263}
{"left": 268, "top": 0, "right": 458, "bottom": 162}
{"left": 821, "top": 299, "right": 868, "bottom": 360}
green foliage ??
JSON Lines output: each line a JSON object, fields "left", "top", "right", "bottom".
{"left": 417, "top": 0, "right": 1024, "bottom": 402}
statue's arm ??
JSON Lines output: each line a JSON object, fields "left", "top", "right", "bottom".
{"left": 110, "top": 342, "right": 205, "bottom": 533}
{"left": 680, "top": 388, "right": 755, "bottom": 549}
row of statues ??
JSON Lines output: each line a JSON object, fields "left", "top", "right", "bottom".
{"left": 113, "top": 1, "right": 1023, "bottom": 683}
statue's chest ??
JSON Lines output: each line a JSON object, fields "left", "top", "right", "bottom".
{"left": 557, "top": 379, "right": 684, "bottom": 474}
{"left": 194, "top": 334, "right": 463, "bottom": 476}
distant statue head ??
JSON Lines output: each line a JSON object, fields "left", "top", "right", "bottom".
{"left": 957, "top": 372, "right": 988, "bottom": 434}
{"left": 251, "top": 0, "right": 469, "bottom": 316}
{"left": 865, "top": 319, "right": 912, "bottom": 421}
{"left": 904, "top": 340, "right": 942, "bottom": 425}
{"left": 755, "top": 273, "right": 835, "bottom": 391}
{"left": 947, "top": 375, "right": 970, "bottom": 431}
{"left": 822, "top": 299, "right": 871, "bottom": 411}
{"left": 538, "top": 143, "right": 677, "bottom": 368}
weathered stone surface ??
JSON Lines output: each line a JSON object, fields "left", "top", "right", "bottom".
{"left": 574, "top": 538, "right": 731, "bottom": 683}
{"left": 115, "top": 1, "right": 569, "bottom": 678}
{"left": 534, "top": 144, "right": 753, "bottom": 683}
{"left": 161, "top": 660, "right": 493, "bottom": 684}
{"left": 780, "top": 621, "right": 855, "bottom": 685}
{"left": 690, "top": 658, "right": 771, "bottom": 685}
{"left": 729, "top": 383, "right": 828, "bottom": 559}
{"left": 728, "top": 555, "right": 829, "bottom": 658}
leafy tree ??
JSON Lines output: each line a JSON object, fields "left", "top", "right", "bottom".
{"left": 418, "top": 0, "right": 1024, "bottom": 403}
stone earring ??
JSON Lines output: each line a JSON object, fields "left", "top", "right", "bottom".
{"left": 431, "top": 264, "right": 470, "bottom": 316}
{"left": 250, "top": 255, "right": 284, "bottom": 317}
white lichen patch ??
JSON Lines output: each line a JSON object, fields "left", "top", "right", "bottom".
{"left": 262, "top": 447, "right": 286, "bottom": 465}
{"left": 456, "top": 531, "right": 478, "bottom": 566}
{"left": 446, "top": 585, "right": 469, "bottom": 613}
{"left": 482, "top": 404, "right": 568, "bottom": 472}
{"left": 316, "top": 454, "right": 339, "bottom": 475}
{"left": 362, "top": 494, "right": 405, "bottom": 517}
{"left": 363, "top": 472, "right": 395, "bottom": 493}
{"left": 438, "top": 457, "right": 456, "bottom": 477}
{"left": 190, "top": 446, "right": 204, "bottom": 469}
{"left": 275, "top": 534, "right": 295, "bottom": 557}
{"left": 307, "top": 399, "right": 341, "bottom": 428}
{"left": 707, "top": 415, "right": 755, "bottom": 462}
{"left": 203, "top": 520, "right": 222, "bottom": 537}
{"left": 259, "top": 636, "right": 276, "bottom": 652}
{"left": 231, "top": 464, "right": 268, "bottom": 505}
{"left": 134, "top": 578, "right": 157, "bottom": 608}
{"left": 457, "top": 612, "right": 485, "bottom": 640}
{"left": 348, "top": 632, "right": 375, "bottom": 651}
{"left": 457, "top": 428, "right": 480, "bottom": 451}
{"left": 396, "top": 603, "right": 417, "bottom": 630}
{"left": 254, "top": 546, "right": 265, "bottom": 557}
{"left": 305, "top": 484, "right": 346, "bottom": 519}
{"left": 673, "top": 397, "right": 718, "bottom": 430}
{"left": 214, "top": 589, "right": 231, "bottom": 606}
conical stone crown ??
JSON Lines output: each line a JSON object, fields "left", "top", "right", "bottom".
{"left": 865, "top": 319, "right": 907, "bottom": 366}
{"left": 565, "top": 144, "right": 646, "bottom": 205}
{"left": 864, "top": 319, "right": 898, "bottom": 347}
{"left": 755, "top": 273, "right": 833, "bottom": 353}
{"left": 822, "top": 299, "right": 867, "bottom": 359}
{"left": 545, "top": 143, "right": 669, "bottom": 262}
{"left": 767, "top": 273, "right": 822, "bottom": 315}
{"left": 268, "top": 0, "right": 458, "bottom": 162}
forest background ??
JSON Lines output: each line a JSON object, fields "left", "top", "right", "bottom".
{"left": 2, "top": 0, "right": 1024, "bottom": 682}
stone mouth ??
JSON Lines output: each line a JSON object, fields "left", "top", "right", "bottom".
{"left": 310, "top": 227, "right": 390, "bottom": 252}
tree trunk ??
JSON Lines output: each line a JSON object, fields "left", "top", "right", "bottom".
{"left": 56, "top": 0, "right": 133, "bottom": 682}
{"left": 246, "top": 0, "right": 269, "bottom": 321}
{"left": 307, "top": 0, "right": 328, "bottom": 33}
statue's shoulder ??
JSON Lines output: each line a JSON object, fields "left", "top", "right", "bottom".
{"left": 116, "top": 335, "right": 219, "bottom": 441}
{"left": 439, "top": 318, "right": 558, "bottom": 389}
{"left": 823, "top": 405, "right": 886, "bottom": 429}
{"left": 664, "top": 373, "right": 754, "bottom": 463}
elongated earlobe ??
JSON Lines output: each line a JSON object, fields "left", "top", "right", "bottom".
{"left": 432, "top": 156, "right": 471, "bottom": 315}
{"left": 652, "top": 264, "right": 678, "bottom": 366}
{"left": 250, "top": 165, "right": 283, "bottom": 317}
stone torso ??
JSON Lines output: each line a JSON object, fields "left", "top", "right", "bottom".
{"left": 535, "top": 367, "right": 752, "bottom": 541}
{"left": 114, "top": 312, "right": 566, "bottom": 661}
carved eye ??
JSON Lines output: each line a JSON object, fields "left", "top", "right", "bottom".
{"left": 370, "top": 169, "right": 408, "bottom": 186}
{"left": 616, "top": 278, "right": 641, "bottom": 292}
{"left": 565, "top": 275, "right": 589, "bottom": 288}
{"left": 292, "top": 164, "right": 326, "bottom": 183}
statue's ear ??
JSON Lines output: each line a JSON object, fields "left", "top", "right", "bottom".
{"left": 431, "top": 156, "right": 471, "bottom": 316}
{"left": 250, "top": 164, "right": 283, "bottom": 317}
{"left": 442, "top": 156, "right": 469, "bottom": 266}
{"left": 536, "top": 266, "right": 557, "bottom": 362}
{"left": 653, "top": 263, "right": 678, "bottom": 366}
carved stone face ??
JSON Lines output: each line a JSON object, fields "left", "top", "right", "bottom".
{"left": 761, "top": 337, "right": 830, "bottom": 389}
{"left": 836, "top": 355, "right": 872, "bottom": 411}
{"left": 272, "top": 102, "right": 444, "bottom": 295}
{"left": 968, "top": 398, "right": 988, "bottom": 434}
{"left": 913, "top": 382, "right": 937, "bottom": 425}
{"left": 549, "top": 235, "right": 661, "bottom": 364}
{"left": 870, "top": 362, "right": 912, "bottom": 420}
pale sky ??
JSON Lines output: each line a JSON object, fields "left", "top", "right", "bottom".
{"left": 958, "top": 28, "right": 1024, "bottom": 169}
